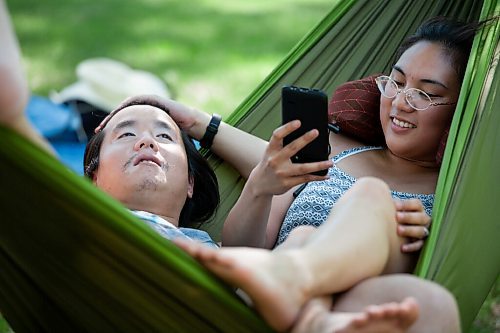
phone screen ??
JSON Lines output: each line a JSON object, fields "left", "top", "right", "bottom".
{"left": 281, "top": 86, "right": 329, "bottom": 175}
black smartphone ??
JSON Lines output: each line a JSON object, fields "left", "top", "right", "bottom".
{"left": 281, "top": 86, "right": 329, "bottom": 176}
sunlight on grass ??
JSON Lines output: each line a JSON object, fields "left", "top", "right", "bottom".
{"left": 181, "top": 58, "right": 276, "bottom": 115}
{"left": 9, "top": 0, "right": 334, "bottom": 118}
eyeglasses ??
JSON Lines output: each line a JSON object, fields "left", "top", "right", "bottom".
{"left": 375, "top": 75, "right": 456, "bottom": 111}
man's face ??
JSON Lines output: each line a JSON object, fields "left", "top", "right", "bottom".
{"left": 93, "top": 105, "right": 193, "bottom": 223}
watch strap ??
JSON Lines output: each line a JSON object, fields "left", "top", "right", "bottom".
{"left": 199, "top": 113, "right": 222, "bottom": 149}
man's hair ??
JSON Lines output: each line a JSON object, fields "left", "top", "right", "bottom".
{"left": 83, "top": 96, "right": 219, "bottom": 228}
{"left": 395, "top": 16, "right": 490, "bottom": 83}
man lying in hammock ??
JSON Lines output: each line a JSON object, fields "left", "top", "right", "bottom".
{"left": 0, "top": 2, "right": 460, "bottom": 333}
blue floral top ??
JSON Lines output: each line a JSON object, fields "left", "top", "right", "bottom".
{"left": 276, "top": 146, "right": 434, "bottom": 246}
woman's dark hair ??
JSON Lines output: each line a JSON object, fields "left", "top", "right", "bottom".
{"left": 395, "top": 16, "right": 489, "bottom": 83}
{"left": 83, "top": 95, "right": 219, "bottom": 228}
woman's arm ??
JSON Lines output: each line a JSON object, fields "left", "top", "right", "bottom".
{"left": 222, "top": 121, "right": 333, "bottom": 247}
{"left": 0, "top": 0, "right": 55, "bottom": 155}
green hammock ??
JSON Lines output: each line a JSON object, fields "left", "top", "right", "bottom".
{"left": 0, "top": 0, "right": 498, "bottom": 332}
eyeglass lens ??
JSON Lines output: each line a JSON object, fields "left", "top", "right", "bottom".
{"left": 379, "top": 78, "right": 431, "bottom": 110}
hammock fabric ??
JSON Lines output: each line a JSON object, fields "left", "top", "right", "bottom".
{"left": 0, "top": 0, "right": 498, "bottom": 332}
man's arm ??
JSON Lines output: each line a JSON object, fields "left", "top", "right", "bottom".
{"left": 164, "top": 100, "right": 268, "bottom": 179}
{"left": 96, "top": 95, "right": 268, "bottom": 179}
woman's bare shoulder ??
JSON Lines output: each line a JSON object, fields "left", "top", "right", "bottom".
{"left": 329, "top": 133, "right": 366, "bottom": 156}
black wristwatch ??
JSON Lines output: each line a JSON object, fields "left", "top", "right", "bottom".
{"left": 199, "top": 113, "right": 222, "bottom": 149}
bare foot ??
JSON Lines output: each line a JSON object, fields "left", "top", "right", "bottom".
{"left": 291, "top": 297, "right": 419, "bottom": 333}
{"left": 174, "top": 239, "right": 312, "bottom": 332}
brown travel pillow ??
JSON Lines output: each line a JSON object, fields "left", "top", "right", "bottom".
{"left": 328, "top": 75, "right": 448, "bottom": 164}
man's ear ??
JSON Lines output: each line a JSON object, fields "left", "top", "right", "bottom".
{"left": 92, "top": 170, "right": 99, "bottom": 185}
{"left": 187, "top": 175, "right": 194, "bottom": 199}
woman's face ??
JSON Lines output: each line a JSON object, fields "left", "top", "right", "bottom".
{"left": 380, "top": 41, "right": 461, "bottom": 164}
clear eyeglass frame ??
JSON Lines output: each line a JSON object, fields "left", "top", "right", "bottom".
{"left": 375, "top": 75, "right": 456, "bottom": 111}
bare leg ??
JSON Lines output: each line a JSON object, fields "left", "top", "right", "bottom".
{"left": 274, "top": 230, "right": 447, "bottom": 332}
{"left": 273, "top": 225, "right": 315, "bottom": 251}
{"left": 176, "top": 178, "right": 415, "bottom": 331}
{"left": 0, "top": 0, "right": 55, "bottom": 155}
{"left": 291, "top": 296, "right": 419, "bottom": 333}
{"left": 333, "top": 274, "right": 461, "bottom": 333}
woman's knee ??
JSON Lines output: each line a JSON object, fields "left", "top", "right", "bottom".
{"left": 337, "top": 177, "right": 393, "bottom": 212}
{"left": 352, "top": 177, "right": 392, "bottom": 200}
{"left": 341, "top": 177, "right": 395, "bottom": 222}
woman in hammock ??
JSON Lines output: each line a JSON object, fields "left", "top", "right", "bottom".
{"left": 135, "top": 16, "right": 487, "bottom": 332}
{"left": 156, "top": 16, "right": 483, "bottom": 250}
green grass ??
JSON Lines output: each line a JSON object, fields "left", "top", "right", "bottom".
{"left": 7, "top": 0, "right": 334, "bottom": 119}
{"left": 2, "top": 0, "right": 499, "bottom": 332}
{"left": 470, "top": 279, "right": 500, "bottom": 333}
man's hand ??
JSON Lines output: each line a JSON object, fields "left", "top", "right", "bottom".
{"left": 94, "top": 94, "right": 209, "bottom": 139}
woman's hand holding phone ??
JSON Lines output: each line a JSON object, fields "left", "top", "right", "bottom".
{"left": 247, "top": 121, "right": 333, "bottom": 198}
{"left": 281, "top": 86, "right": 330, "bottom": 175}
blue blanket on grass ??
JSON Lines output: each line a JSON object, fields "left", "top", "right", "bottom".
{"left": 26, "top": 96, "right": 86, "bottom": 174}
